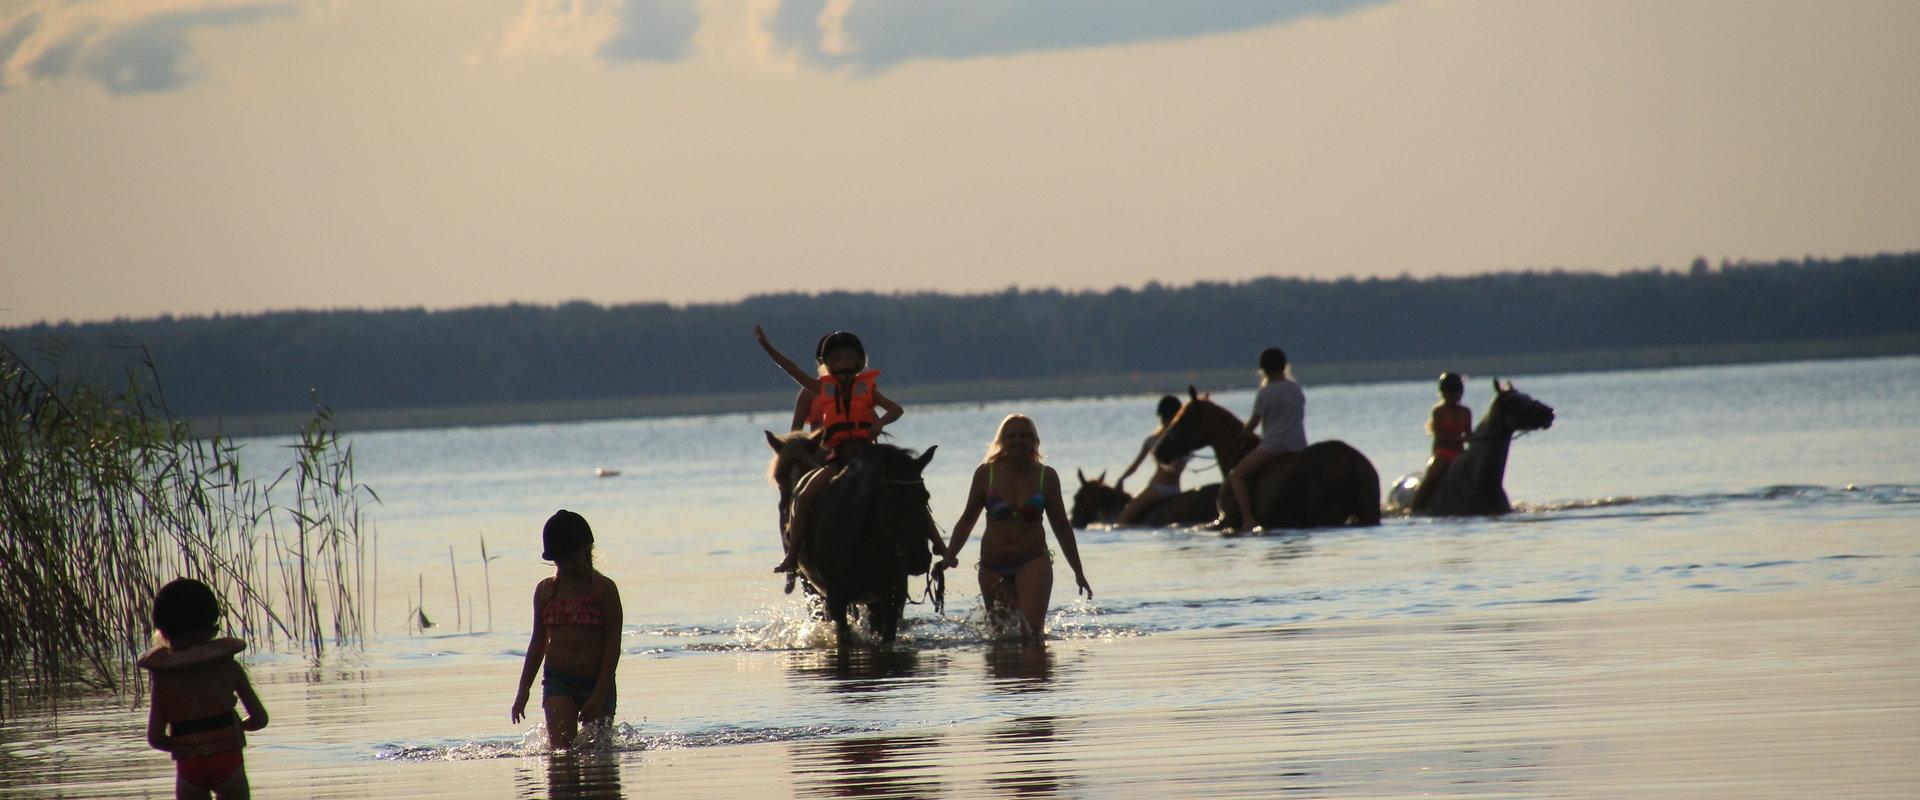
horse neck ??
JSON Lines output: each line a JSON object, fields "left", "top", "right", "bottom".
{"left": 1195, "top": 405, "right": 1253, "bottom": 472}
{"left": 1462, "top": 413, "right": 1515, "bottom": 488}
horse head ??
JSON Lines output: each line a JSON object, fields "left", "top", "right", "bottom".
{"left": 766, "top": 429, "right": 826, "bottom": 528}
{"left": 1154, "top": 387, "right": 1233, "bottom": 464}
{"left": 1070, "top": 468, "right": 1127, "bottom": 527}
{"left": 862, "top": 444, "right": 937, "bottom": 541}
{"left": 1482, "top": 379, "right": 1556, "bottom": 439}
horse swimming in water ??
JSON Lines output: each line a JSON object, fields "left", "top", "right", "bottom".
{"left": 765, "top": 432, "right": 938, "bottom": 643}
{"left": 1153, "top": 386, "right": 1382, "bottom": 530}
{"left": 1387, "top": 379, "right": 1555, "bottom": 516}
{"left": 1069, "top": 468, "right": 1220, "bottom": 528}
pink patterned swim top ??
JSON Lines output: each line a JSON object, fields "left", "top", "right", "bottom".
{"left": 542, "top": 588, "right": 604, "bottom": 627}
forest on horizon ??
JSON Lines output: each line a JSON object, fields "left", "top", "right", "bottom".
{"left": 5, "top": 253, "right": 1916, "bottom": 422}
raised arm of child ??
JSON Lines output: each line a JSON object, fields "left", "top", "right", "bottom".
{"left": 754, "top": 325, "right": 823, "bottom": 395}
{"left": 510, "top": 581, "right": 551, "bottom": 724}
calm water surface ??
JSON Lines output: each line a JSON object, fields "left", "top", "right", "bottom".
{"left": 5, "top": 357, "right": 1918, "bottom": 798}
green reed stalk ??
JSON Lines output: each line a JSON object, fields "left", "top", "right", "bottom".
{"left": 0, "top": 342, "right": 377, "bottom": 708}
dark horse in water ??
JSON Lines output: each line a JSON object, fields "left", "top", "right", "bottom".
{"left": 765, "top": 432, "right": 937, "bottom": 643}
{"left": 1068, "top": 468, "right": 1221, "bottom": 528}
{"left": 1153, "top": 387, "right": 1382, "bottom": 529}
{"left": 1387, "top": 379, "right": 1556, "bottom": 516}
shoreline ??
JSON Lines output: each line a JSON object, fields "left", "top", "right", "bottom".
{"left": 196, "top": 333, "right": 1920, "bottom": 437}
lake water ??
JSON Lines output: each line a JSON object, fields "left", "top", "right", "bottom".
{"left": 6, "top": 356, "right": 1918, "bottom": 798}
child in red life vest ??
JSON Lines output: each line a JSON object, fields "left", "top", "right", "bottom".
{"left": 754, "top": 326, "right": 903, "bottom": 574}
{"left": 1410, "top": 372, "right": 1472, "bottom": 510}
{"left": 140, "top": 578, "right": 268, "bottom": 800}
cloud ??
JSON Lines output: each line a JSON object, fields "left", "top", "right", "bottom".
{"left": 761, "top": 0, "right": 1395, "bottom": 71}
{"left": 0, "top": 0, "right": 296, "bottom": 95}
{"left": 599, "top": 0, "right": 699, "bottom": 62}
{"left": 498, "top": 0, "right": 698, "bottom": 63}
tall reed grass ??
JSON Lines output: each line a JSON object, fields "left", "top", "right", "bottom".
{"left": 0, "top": 342, "right": 375, "bottom": 709}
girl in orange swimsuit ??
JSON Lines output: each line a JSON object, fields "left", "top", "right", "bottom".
{"left": 1411, "top": 372, "right": 1473, "bottom": 511}
{"left": 141, "top": 578, "right": 269, "bottom": 800}
{"left": 939, "top": 414, "right": 1093, "bottom": 641}
{"left": 511, "top": 510, "right": 625, "bottom": 751}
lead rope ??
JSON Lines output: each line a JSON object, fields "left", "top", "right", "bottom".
{"left": 902, "top": 514, "right": 948, "bottom": 616}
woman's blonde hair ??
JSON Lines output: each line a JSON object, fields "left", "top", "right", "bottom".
{"left": 983, "top": 414, "right": 1044, "bottom": 464}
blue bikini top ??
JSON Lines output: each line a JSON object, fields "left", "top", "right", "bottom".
{"left": 984, "top": 463, "right": 1046, "bottom": 523}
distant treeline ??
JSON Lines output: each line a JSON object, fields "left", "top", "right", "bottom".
{"left": 7, "top": 253, "right": 1917, "bottom": 420}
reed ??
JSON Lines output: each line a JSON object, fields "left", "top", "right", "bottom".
{"left": 0, "top": 342, "right": 375, "bottom": 708}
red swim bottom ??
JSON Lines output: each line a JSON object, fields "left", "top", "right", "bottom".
{"left": 176, "top": 750, "right": 243, "bottom": 791}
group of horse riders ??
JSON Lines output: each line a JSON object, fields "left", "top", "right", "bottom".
{"left": 755, "top": 326, "right": 1553, "bottom": 640}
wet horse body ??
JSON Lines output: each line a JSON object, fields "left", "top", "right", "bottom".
{"left": 1153, "top": 388, "right": 1382, "bottom": 529}
{"left": 1393, "top": 380, "right": 1556, "bottom": 516}
{"left": 1069, "top": 470, "right": 1221, "bottom": 528}
{"left": 765, "top": 433, "right": 938, "bottom": 643}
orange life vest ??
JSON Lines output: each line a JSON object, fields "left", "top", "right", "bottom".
{"left": 811, "top": 370, "right": 881, "bottom": 448}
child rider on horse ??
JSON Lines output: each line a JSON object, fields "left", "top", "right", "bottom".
{"left": 1409, "top": 372, "right": 1471, "bottom": 511}
{"left": 755, "top": 326, "right": 904, "bottom": 574}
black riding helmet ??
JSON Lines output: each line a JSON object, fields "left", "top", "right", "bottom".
{"left": 1156, "top": 395, "right": 1181, "bottom": 425}
{"left": 814, "top": 331, "right": 868, "bottom": 369}
{"left": 1439, "top": 372, "right": 1465, "bottom": 395}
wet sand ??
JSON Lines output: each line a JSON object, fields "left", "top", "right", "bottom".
{"left": 13, "top": 582, "right": 1915, "bottom": 799}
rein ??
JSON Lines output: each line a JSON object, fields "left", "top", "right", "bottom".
{"left": 872, "top": 466, "right": 945, "bottom": 616}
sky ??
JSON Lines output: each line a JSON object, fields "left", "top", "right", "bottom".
{"left": 3, "top": 0, "right": 1917, "bottom": 326}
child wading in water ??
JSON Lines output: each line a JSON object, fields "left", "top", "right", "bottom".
{"left": 1409, "top": 372, "right": 1472, "bottom": 511}
{"left": 511, "top": 510, "right": 624, "bottom": 751}
{"left": 140, "top": 578, "right": 268, "bottom": 800}
{"left": 754, "top": 326, "right": 903, "bottom": 575}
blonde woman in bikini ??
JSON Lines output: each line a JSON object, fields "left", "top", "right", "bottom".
{"left": 939, "top": 414, "right": 1093, "bottom": 640}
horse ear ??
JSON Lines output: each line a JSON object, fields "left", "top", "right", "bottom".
{"left": 1188, "top": 384, "right": 1199, "bottom": 401}
{"left": 1503, "top": 380, "right": 1515, "bottom": 393}
{"left": 1097, "top": 469, "right": 1108, "bottom": 483}
{"left": 764, "top": 430, "right": 783, "bottom": 453}
{"left": 1491, "top": 377, "right": 1504, "bottom": 395}
{"left": 1077, "top": 468, "right": 1087, "bottom": 485}
{"left": 914, "top": 445, "right": 937, "bottom": 471}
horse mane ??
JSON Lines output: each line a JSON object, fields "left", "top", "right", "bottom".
{"left": 767, "top": 429, "right": 822, "bottom": 486}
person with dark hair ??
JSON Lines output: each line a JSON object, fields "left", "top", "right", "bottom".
{"left": 1112, "top": 395, "right": 1190, "bottom": 525}
{"left": 1220, "top": 347, "right": 1308, "bottom": 532}
{"left": 511, "top": 510, "right": 624, "bottom": 751}
{"left": 754, "top": 325, "right": 904, "bottom": 574}
{"left": 140, "top": 578, "right": 269, "bottom": 799}
{"left": 1409, "top": 372, "right": 1472, "bottom": 511}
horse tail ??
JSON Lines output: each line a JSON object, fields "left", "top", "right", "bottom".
{"left": 1351, "top": 449, "right": 1382, "bottom": 526}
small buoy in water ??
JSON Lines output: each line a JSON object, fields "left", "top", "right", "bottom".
{"left": 1845, "top": 483, "right": 1859, "bottom": 491}
{"left": 594, "top": 467, "right": 621, "bottom": 478}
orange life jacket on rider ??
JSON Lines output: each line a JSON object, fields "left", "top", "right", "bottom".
{"left": 811, "top": 370, "right": 881, "bottom": 449}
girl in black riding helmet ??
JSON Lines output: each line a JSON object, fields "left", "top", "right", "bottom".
{"left": 754, "top": 326, "right": 905, "bottom": 574}
{"left": 1409, "top": 372, "right": 1472, "bottom": 511}
{"left": 1113, "top": 394, "right": 1190, "bottom": 525}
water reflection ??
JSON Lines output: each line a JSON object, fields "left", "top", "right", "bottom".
{"left": 983, "top": 716, "right": 1073, "bottom": 798}
{"left": 790, "top": 734, "right": 945, "bottom": 798}
{"left": 513, "top": 752, "right": 625, "bottom": 799}
{"left": 785, "top": 646, "right": 941, "bottom": 701}
{"left": 981, "top": 642, "right": 1053, "bottom": 693}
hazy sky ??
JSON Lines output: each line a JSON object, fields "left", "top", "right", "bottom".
{"left": 4, "top": 0, "right": 1917, "bottom": 326}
